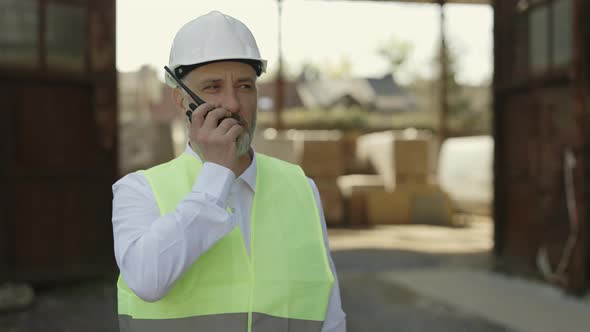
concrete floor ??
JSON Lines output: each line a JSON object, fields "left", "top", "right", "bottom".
{"left": 339, "top": 271, "right": 514, "bottom": 332}
{"left": 330, "top": 218, "right": 514, "bottom": 332}
{"left": 330, "top": 219, "right": 590, "bottom": 332}
{"left": 2, "top": 218, "right": 587, "bottom": 332}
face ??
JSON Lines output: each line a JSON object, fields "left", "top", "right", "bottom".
{"left": 176, "top": 61, "right": 258, "bottom": 157}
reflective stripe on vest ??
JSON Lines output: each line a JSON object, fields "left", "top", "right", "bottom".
{"left": 117, "top": 153, "right": 334, "bottom": 332}
{"left": 118, "top": 313, "right": 323, "bottom": 332}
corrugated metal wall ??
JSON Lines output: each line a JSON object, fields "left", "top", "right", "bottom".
{"left": 493, "top": 0, "right": 588, "bottom": 293}
{"left": 0, "top": 0, "right": 117, "bottom": 283}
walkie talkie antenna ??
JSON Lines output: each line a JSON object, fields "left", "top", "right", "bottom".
{"left": 164, "top": 66, "right": 205, "bottom": 122}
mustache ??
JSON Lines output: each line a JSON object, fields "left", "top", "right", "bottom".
{"left": 198, "top": 109, "right": 246, "bottom": 127}
{"left": 225, "top": 112, "right": 246, "bottom": 126}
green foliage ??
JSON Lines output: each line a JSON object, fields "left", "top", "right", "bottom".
{"left": 258, "top": 107, "right": 440, "bottom": 132}
{"left": 376, "top": 37, "right": 413, "bottom": 76}
{"left": 257, "top": 105, "right": 489, "bottom": 135}
{"left": 258, "top": 107, "right": 366, "bottom": 130}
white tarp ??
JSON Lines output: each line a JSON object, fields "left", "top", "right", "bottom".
{"left": 438, "top": 135, "right": 493, "bottom": 215}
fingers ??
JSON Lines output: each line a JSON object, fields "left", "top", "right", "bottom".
{"left": 187, "top": 104, "right": 244, "bottom": 169}
{"left": 202, "top": 108, "right": 232, "bottom": 130}
{"left": 215, "top": 117, "right": 240, "bottom": 134}
{"left": 226, "top": 124, "right": 244, "bottom": 141}
{"left": 189, "top": 103, "right": 216, "bottom": 128}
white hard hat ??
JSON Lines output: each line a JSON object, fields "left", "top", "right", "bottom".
{"left": 166, "top": 11, "right": 267, "bottom": 88}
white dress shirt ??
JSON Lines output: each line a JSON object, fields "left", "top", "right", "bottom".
{"left": 112, "top": 145, "right": 346, "bottom": 331}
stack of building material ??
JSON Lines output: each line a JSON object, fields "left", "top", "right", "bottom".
{"left": 356, "top": 131, "right": 396, "bottom": 189}
{"left": 293, "top": 130, "right": 343, "bottom": 177}
{"left": 313, "top": 179, "right": 344, "bottom": 226}
{"left": 252, "top": 129, "right": 345, "bottom": 225}
{"left": 356, "top": 130, "right": 452, "bottom": 225}
{"left": 356, "top": 130, "right": 433, "bottom": 190}
{"left": 253, "top": 128, "right": 452, "bottom": 226}
{"left": 394, "top": 138, "right": 430, "bottom": 187}
{"left": 366, "top": 190, "right": 412, "bottom": 225}
{"left": 252, "top": 128, "right": 299, "bottom": 164}
{"left": 409, "top": 184, "right": 453, "bottom": 225}
{"left": 337, "top": 175, "right": 385, "bottom": 226}
{"left": 293, "top": 130, "right": 345, "bottom": 226}
{"left": 341, "top": 131, "right": 373, "bottom": 174}
{"left": 366, "top": 184, "right": 452, "bottom": 225}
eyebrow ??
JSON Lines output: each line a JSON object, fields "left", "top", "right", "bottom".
{"left": 236, "top": 77, "right": 255, "bottom": 84}
{"left": 197, "top": 77, "right": 255, "bottom": 86}
{"left": 198, "top": 78, "right": 223, "bottom": 86}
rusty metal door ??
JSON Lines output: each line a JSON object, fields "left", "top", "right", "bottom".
{"left": 493, "top": 0, "right": 588, "bottom": 293}
{"left": 0, "top": 82, "right": 116, "bottom": 282}
{"left": 0, "top": 0, "right": 117, "bottom": 283}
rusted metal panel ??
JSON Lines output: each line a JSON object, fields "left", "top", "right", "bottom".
{"left": 0, "top": 0, "right": 117, "bottom": 283}
{"left": 570, "top": 0, "right": 589, "bottom": 294}
{"left": 494, "top": 0, "right": 588, "bottom": 293}
{"left": 584, "top": 0, "right": 590, "bottom": 295}
{"left": 0, "top": 83, "right": 117, "bottom": 283}
{"left": 10, "top": 180, "right": 113, "bottom": 266}
{"left": 0, "top": 85, "right": 17, "bottom": 268}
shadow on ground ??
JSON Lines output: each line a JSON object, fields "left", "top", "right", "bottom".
{"left": 0, "top": 277, "right": 119, "bottom": 332}
{"left": 0, "top": 248, "right": 511, "bottom": 332}
{"left": 332, "top": 247, "right": 494, "bottom": 272}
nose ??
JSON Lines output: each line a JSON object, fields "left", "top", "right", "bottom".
{"left": 221, "top": 86, "right": 240, "bottom": 114}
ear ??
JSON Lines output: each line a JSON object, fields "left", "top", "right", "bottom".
{"left": 172, "top": 87, "right": 188, "bottom": 112}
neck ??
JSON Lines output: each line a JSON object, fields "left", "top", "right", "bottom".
{"left": 232, "top": 149, "right": 253, "bottom": 176}
{"left": 189, "top": 143, "right": 253, "bottom": 177}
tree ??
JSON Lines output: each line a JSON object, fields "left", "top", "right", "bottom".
{"left": 298, "top": 56, "right": 353, "bottom": 80}
{"left": 434, "top": 43, "right": 490, "bottom": 134}
{"left": 376, "top": 37, "right": 413, "bottom": 76}
{"left": 435, "top": 43, "right": 471, "bottom": 117}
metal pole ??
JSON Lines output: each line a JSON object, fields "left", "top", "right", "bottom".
{"left": 274, "top": 0, "right": 285, "bottom": 130}
{"left": 492, "top": 0, "right": 504, "bottom": 258}
{"left": 439, "top": 0, "right": 449, "bottom": 142}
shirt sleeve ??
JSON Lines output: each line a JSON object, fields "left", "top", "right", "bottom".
{"left": 112, "top": 162, "right": 237, "bottom": 302}
{"left": 308, "top": 178, "right": 347, "bottom": 332}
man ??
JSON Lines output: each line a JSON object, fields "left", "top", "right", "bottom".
{"left": 112, "top": 11, "right": 346, "bottom": 332}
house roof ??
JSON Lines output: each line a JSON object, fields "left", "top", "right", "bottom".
{"left": 298, "top": 78, "right": 375, "bottom": 108}
{"left": 257, "top": 80, "right": 304, "bottom": 109}
{"left": 298, "top": 74, "right": 415, "bottom": 111}
{"left": 368, "top": 74, "right": 405, "bottom": 97}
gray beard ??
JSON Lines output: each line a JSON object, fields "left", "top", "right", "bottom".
{"left": 236, "top": 131, "right": 251, "bottom": 157}
{"left": 236, "top": 113, "right": 256, "bottom": 158}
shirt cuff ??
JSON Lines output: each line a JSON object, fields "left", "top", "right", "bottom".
{"left": 192, "top": 162, "right": 235, "bottom": 208}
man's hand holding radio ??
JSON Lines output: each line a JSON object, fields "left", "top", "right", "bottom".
{"left": 188, "top": 103, "right": 244, "bottom": 172}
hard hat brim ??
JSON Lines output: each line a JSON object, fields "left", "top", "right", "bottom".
{"left": 165, "top": 57, "right": 267, "bottom": 88}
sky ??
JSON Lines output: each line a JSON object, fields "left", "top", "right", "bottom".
{"left": 116, "top": 0, "right": 492, "bottom": 85}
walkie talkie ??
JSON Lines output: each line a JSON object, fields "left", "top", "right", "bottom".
{"left": 164, "top": 66, "right": 205, "bottom": 123}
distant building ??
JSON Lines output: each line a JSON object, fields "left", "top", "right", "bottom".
{"left": 257, "top": 73, "right": 416, "bottom": 112}
{"left": 297, "top": 74, "right": 416, "bottom": 112}
{"left": 368, "top": 74, "right": 417, "bottom": 112}
{"left": 257, "top": 80, "right": 304, "bottom": 111}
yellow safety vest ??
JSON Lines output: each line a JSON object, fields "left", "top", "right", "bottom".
{"left": 117, "top": 152, "right": 334, "bottom": 332}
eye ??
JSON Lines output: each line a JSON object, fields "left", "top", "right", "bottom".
{"left": 203, "top": 85, "right": 220, "bottom": 92}
{"left": 238, "top": 83, "right": 253, "bottom": 90}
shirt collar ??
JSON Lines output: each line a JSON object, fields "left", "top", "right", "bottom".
{"left": 184, "top": 144, "right": 257, "bottom": 192}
